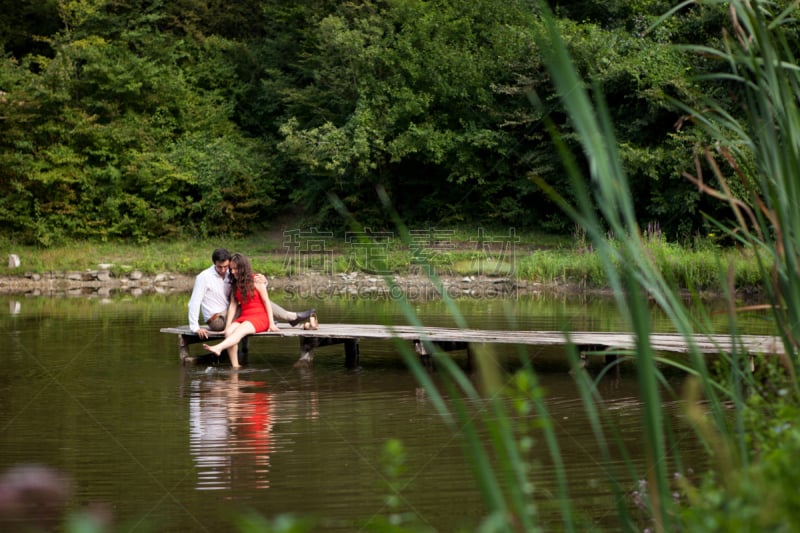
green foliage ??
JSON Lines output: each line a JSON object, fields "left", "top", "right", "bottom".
{"left": 0, "top": 0, "right": 776, "bottom": 243}
{"left": 277, "top": 0, "right": 541, "bottom": 229}
{"left": 232, "top": 512, "right": 316, "bottom": 533}
{"left": 678, "top": 361, "right": 800, "bottom": 530}
{"left": 0, "top": 1, "right": 277, "bottom": 245}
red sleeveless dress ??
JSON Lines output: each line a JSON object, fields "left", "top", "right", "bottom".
{"left": 235, "top": 283, "right": 270, "bottom": 332}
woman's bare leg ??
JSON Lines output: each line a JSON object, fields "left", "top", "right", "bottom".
{"left": 227, "top": 342, "right": 240, "bottom": 368}
{"left": 203, "top": 321, "right": 256, "bottom": 367}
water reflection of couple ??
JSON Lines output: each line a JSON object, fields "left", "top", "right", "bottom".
{"left": 190, "top": 373, "right": 273, "bottom": 490}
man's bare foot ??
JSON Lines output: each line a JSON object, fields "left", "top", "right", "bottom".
{"left": 202, "top": 343, "right": 221, "bottom": 356}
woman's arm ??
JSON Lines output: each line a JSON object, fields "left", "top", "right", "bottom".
{"left": 255, "top": 280, "right": 280, "bottom": 332}
{"left": 224, "top": 298, "right": 238, "bottom": 329}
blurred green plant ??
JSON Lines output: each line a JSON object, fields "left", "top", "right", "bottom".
{"left": 360, "top": 439, "right": 436, "bottom": 532}
{"left": 232, "top": 512, "right": 316, "bottom": 533}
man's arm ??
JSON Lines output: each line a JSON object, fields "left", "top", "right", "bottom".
{"left": 187, "top": 273, "right": 206, "bottom": 333}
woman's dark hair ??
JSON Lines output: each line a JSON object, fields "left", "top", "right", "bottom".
{"left": 229, "top": 253, "right": 255, "bottom": 303}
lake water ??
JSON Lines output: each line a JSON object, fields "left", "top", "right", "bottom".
{"left": 0, "top": 289, "right": 773, "bottom": 531}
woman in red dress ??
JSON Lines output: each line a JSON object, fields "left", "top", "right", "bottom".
{"left": 203, "top": 253, "right": 280, "bottom": 367}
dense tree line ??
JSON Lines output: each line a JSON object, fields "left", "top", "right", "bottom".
{"left": 0, "top": 0, "right": 765, "bottom": 245}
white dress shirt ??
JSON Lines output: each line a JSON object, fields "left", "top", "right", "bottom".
{"left": 188, "top": 265, "right": 231, "bottom": 332}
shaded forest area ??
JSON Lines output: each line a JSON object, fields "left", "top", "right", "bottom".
{"left": 0, "top": 0, "right": 752, "bottom": 245}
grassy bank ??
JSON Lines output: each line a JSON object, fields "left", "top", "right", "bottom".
{"left": 0, "top": 230, "right": 766, "bottom": 293}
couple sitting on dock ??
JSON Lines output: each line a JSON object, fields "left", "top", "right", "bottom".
{"left": 188, "top": 248, "right": 315, "bottom": 367}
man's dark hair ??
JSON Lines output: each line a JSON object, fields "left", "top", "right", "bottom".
{"left": 211, "top": 248, "right": 231, "bottom": 263}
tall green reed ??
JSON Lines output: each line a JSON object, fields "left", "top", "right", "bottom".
{"left": 537, "top": 0, "right": 800, "bottom": 529}
{"left": 669, "top": 0, "right": 800, "bottom": 381}
{"left": 322, "top": 1, "right": 799, "bottom": 532}
{"left": 532, "top": 0, "right": 800, "bottom": 529}
{"left": 665, "top": 1, "right": 800, "bottom": 527}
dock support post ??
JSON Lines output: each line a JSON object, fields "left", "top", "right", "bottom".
{"left": 414, "top": 340, "right": 433, "bottom": 369}
{"left": 295, "top": 337, "right": 360, "bottom": 368}
{"left": 344, "top": 339, "right": 360, "bottom": 369}
{"left": 179, "top": 334, "right": 196, "bottom": 365}
{"left": 413, "top": 340, "right": 470, "bottom": 370}
{"left": 295, "top": 337, "right": 318, "bottom": 368}
{"left": 239, "top": 336, "right": 249, "bottom": 366}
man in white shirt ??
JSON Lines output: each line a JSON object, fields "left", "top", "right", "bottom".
{"left": 188, "top": 248, "right": 315, "bottom": 340}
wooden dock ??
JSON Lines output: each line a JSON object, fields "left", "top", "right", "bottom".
{"left": 160, "top": 324, "right": 784, "bottom": 368}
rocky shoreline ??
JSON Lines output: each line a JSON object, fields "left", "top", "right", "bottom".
{"left": 0, "top": 269, "right": 194, "bottom": 297}
{"left": 0, "top": 270, "right": 573, "bottom": 299}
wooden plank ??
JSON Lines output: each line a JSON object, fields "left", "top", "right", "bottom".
{"left": 160, "top": 324, "right": 784, "bottom": 355}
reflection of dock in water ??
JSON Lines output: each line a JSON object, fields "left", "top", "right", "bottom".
{"left": 163, "top": 324, "right": 784, "bottom": 369}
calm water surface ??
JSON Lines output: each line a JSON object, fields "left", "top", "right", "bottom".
{"left": 0, "top": 290, "right": 773, "bottom": 531}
